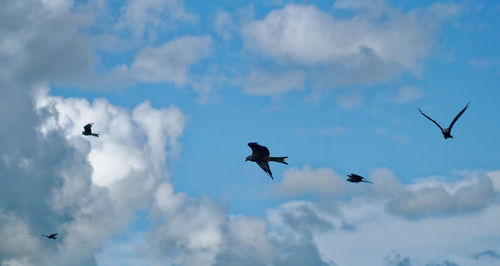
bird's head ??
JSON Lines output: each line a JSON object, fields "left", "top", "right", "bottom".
{"left": 245, "top": 155, "right": 251, "bottom": 162}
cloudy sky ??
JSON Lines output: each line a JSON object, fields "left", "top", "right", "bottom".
{"left": 1, "top": 0, "right": 499, "bottom": 265}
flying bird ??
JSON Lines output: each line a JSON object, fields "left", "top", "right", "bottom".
{"left": 42, "top": 233, "right": 58, "bottom": 240}
{"left": 82, "top": 123, "right": 99, "bottom": 137}
{"left": 346, "top": 173, "right": 373, "bottom": 184}
{"left": 245, "top": 142, "right": 288, "bottom": 180}
{"left": 418, "top": 102, "right": 470, "bottom": 139}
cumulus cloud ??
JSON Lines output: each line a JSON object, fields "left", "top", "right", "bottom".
{"left": 0, "top": 0, "right": 212, "bottom": 95}
{"left": 278, "top": 166, "right": 347, "bottom": 197}
{"left": 130, "top": 35, "right": 212, "bottom": 86}
{"left": 387, "top": 175, "right": 498, "bottom": 219}
{"left": 143, "top": 184, "right": 334, "bottom": 265}
{"left": 241, "top": 2, "right": 459, "bottom": 88}
{"left": 278, "top": 165, "right": 498, "bottom": 220}
{"left": 314, "top": 200, "right": 500, "bottom": 265}
{"left": 0, "top": 0, "right": 95, "bottom": 86}
{"left": 0, "top": 84, "right": 188, "bottom": 265}
{"left": 243, "top": 2, "right": 458, "bottom": 67}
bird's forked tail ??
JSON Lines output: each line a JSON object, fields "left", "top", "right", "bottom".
{"left": 269, "top": 156, "right": 288, "bottom": 165}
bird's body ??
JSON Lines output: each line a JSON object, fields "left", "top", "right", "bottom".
{"left": 346, "top": 173, "right": 373, "bottom": 184}
{"left": 418, "top": 102, "right": 470, "bottom": 139}
{"left": 42, "top": 233, "right": 58, "bottom": 239}
{"left": 82, "top": 123, "right": 99, "bottom": 137}
{"left": 246, "top": 142, "right": 287, "bottom": 179}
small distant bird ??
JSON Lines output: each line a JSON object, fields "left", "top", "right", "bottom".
{"left": 42, "top": 233, "right": 58, "bottom": 240}
{"left": 246, "top": 142, "right": 288, "bottom": 180}
{"left": 346, "top": 173, "right": 373, "bottom": 184}
{"left": 418, "top": 102, "right": 470, "bottom": 139}
{"left": 82, "top": 123, "right": 99, "bottom": 137}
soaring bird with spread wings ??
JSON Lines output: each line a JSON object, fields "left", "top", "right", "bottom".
{"left": 246, "top": 142, "right": 288, "bottom": 180}
{"left": 418, "top": 102, "right": 470, "bottom": 139}
{"left": 42, "top": 233, "right": 58, "bottom": 240}
{"left": 346, "top": 173, "right": 373, "bottom": 184}
{"left": 82, "top": 123, "right": 99, "bottom": 137}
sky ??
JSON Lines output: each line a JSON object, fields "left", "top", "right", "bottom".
{"left": 0, "top": 0, "right": 499, "bottom": 265}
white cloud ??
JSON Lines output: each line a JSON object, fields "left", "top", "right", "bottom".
{"left": 392, "top": 86, "right": 423, "bottom": 103}
{"left": 239, "top": 69, "right": 305, "bottom": 96}
{"left": 0, "top": 0, "right": 95, "bottom": 85}
{"left": 144, "top": 184, "right": 334, "bottom": 265}
{"left": 278, "top": 165, "right": 498, "bottom": 220}
{"left": 117, "top": 0, "right": 197, "bottom": 38}
{"left": 214, "top": 10, "right": 236, "bottom": 40}
{"left": 242, "top": 3, "right": 449, "bottom": 67}
{"left": 0, "top": 87, "right": 188, "bottom": 265}
{"left": 130, "top": 35, "right": 212, "bottom": 86}
{"left": 316, "top": 200, "right": 500, "bottom": 266}
{"left": 0, "top": 209, "right": 43, "bottom": 264}
{"left": 241, "top": 2, "right": 459, "bottom": 87}
{"left": 278, "top": 166, "right": 347, "bottom": 197}
{"left": 367, "top": 168, "right": 406, "bottom": 199}
{"left": 387, "top": 175, "right": 498, "bottom": 219}
{"left": 486, "top": 170, "right": 500, "bottom": 193}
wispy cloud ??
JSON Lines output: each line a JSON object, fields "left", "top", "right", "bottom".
{"left": 392, "top": 85, "right": 423, "bottom": 104}
{"left": 238, "top": 69, "right": 305, "bottom": 96}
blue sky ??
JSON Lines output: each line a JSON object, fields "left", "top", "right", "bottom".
{"left": 1, "top": 0, "right": 500, "bottom": 265}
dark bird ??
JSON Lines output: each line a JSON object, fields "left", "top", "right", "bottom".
{"left": 418, "top": 102, "right": 470, "bottom": 139}
{"left": 245, "top": 142, "right": 288, "bottom": 180}
{"left": 42, "top": 233, "right": 58, "bottom": 240}
{"left": 82, "top": 123, "right": 99, "bottom": 137}
{"left": 346, "top": 173, "right": 373, "bottom": 184}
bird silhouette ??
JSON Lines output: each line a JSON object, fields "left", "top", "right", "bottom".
{"left": 82, "top": 123, "right": 99, "bottom": 137}
{"left": 346, "top": 173, "right": 373, "bottom": 184}
{"left": 246, "top": 142, "right": 288, "bottom": 180}
{"left": 418, "top": 102, "right": 470, "bottom": 139}
{"left": 42, "top": 233, "right": 58, "bottom": 240}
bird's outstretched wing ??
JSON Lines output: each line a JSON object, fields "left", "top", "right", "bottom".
{"left": 418, "top": 108, "right": 443, "bottom": 131}
{"left": 248, "top": 142, "right": 270, "bottom": 157}
{"left": 448, "top": 102, "right": 470, "bottom": 130}
{"left": 83, "top": 123, "right": 93, "bottom": 132}
{"left": 257, "top": 161, "right": 273, "bottom": 179}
